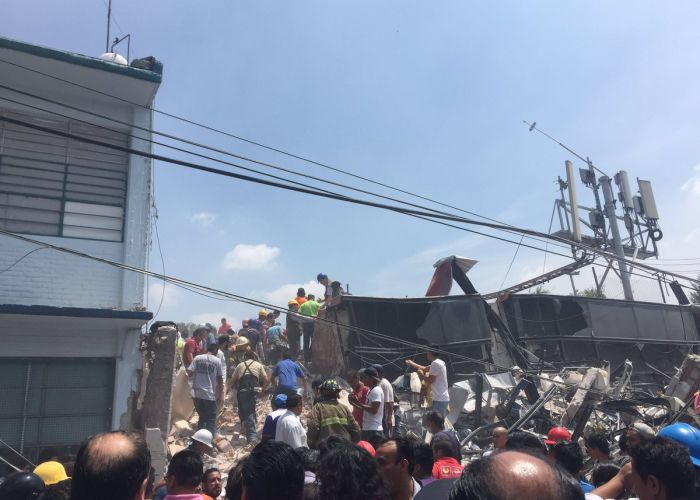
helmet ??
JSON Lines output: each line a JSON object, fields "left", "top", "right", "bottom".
{"left": 545, "top": 426, "right": 572, "bottom": 445}
{"left": 191, "top": 429, "right": 214, "bottom": 448}
{"left": 319, "top": 379, "right": 341, "bottom": 392}
{"left": 288, "top": 300, "right": 299, "bottom": 307}
{"left": 258, "top": 309, "right": 268, "bottom": 317}
{"left": 33, "top": 461, "right": 68, "bottom": 486}
{"left": 317, "top": 273, "right": 328, "bottom": 282}
{"left": 0, "top": 472, "right": 45, "bottom": 500}
{"left": 658, "top": 423, "right": 700, "bottom": 466}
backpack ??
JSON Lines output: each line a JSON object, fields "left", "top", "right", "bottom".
{"left": 262, "top": 412, "right": 283, "bottom": 441}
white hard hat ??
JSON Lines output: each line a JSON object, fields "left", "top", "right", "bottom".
{"left": 191, "top": 429, "right": 213, "bottom": 448}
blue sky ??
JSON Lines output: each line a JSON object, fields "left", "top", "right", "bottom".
{"left": 3, "top": 1, "right": 699, "bottom": 326}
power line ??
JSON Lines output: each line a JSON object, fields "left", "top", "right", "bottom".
{"left": 2, "top": 113, "right": 696, "bottom": 290}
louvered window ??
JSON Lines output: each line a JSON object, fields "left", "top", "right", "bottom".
{"left": 0, "top": 110, "right": 128, "bottom": 241}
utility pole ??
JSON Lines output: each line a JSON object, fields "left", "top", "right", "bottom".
{"left": 600, "top": 176, "right": 634, "bottom": 300}
{"left": 105, "top": 0, "right": 112, "bottom": 53}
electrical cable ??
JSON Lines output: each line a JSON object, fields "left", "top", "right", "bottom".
{"left": 0, "top": 247, "right": 46, "bottom": 274}
{"left": 0, "top": 57, "right": 594, "bottom": 244}
{"left": 499, "top": 235, "right": 524, "bottom": 290}
{"left": 0, "top": 227, "right": 690, "bottom": 411}
{"left": 0, "top": 84, "right": 577, "bottom": 255}
{"left": 2, "top": 113, "right": 696, "bottom": 291}
{"left": 0, "top": 436, "right": 35, "bottom": 468}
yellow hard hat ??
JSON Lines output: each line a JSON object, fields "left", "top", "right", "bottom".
{"left": 288, "top": 300, "right": 299, "bottom": 306}
{"left": 258, "top": 309, "right": 268, "bottom": 317}
{"left": 34, "top": 461, "right": 69, "bottom": 486}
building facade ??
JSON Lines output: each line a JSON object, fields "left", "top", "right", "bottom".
{"left": 0, "top": 36, "right": 162, "bottom": 464}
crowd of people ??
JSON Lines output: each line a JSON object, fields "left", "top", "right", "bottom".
{"left": 3, "top": 277, "right": 700, "bottom": 499}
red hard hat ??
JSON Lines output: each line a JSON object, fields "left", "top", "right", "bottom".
{"left": 545, "top": 426, "right": 572, "bottom": 445}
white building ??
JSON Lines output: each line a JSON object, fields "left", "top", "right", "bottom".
{"left": 0, "top": 36, "right": 162, "bottom": 465}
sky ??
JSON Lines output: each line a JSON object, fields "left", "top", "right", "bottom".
{"left": 2, "top": 1, "right": 700, "bottom": 327}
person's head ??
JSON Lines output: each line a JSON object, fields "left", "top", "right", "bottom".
{"left": 492, "top": 426, "right": 508, "bottom": 449}
{"left": 37, "top": 478, "right": 71, "bottom": 500}
{"left": 299, "top": 448, "right": 320, "bottom": 473}
{"left": 319, "top": 379, "right": 341, "bottom": 399}
{"left": 33, "top": 461, "right": 68, "bottom": 487}
{"left": 361, "top": 367, "right": 380, "bottom": 388}
{"left": 317, "top": 442, "right": 389, "bottom": 500}
{"left": 71, "top": 431, "right": 151, "bottom": 500}
{"left": 225, "top": 461, "right": 244, "bottom": 500}
{"left": 431, "top": 434, "right": 456, "bottom": 460}
{"left": 505, "top": 429, "right": 547, "bottom": 454}
{"left": 207, "top": 343, "right": 219, "bottom": 354}
{"left": 311, "top": 378, "right": 322, "bottom": 396}
{"left": 630, "top": 436, "right": 695, "bottom": 500}
{"left": 318, "top": 436, "right": 349, "bottom": 458}
{"left": 202, "top": 468, "right": 222, "bottom": 499}
{"left": 221, "top": 317, "right": 227, "bottom": 325}
{"left": 258, "top": 309, "right": 268, "bottom": 320}
{"left": 242, "top": 319, "right": 249, "bottom": 328}
{"left": 370, "top": 364, "right": 385, "bottom": 378}
{"left": 448, "top": 450, "right": 584, "bottom": 500}
{"left": 585, "top": 432, "right": 611, "bottom": 460}
{"left": 590, "top": 461, "right": 620, "bottom": 487}
{"left": 166, "top": 449, "right": 203, "bottom": 494}
{"left": 317, "top": 273, "right": 329, "bottom": 285}
{"left": 272, "top": 393, "right": 288, "bottom": 411}
{"left": 287, "top": 394, "right": 303, "bottom": 415}
{"left": 411, "top": 442, "right": 434, "bottom": 480}
{"left": 194, "top": 327, "right": 208, "bottom": 341}
{"left": 346, "top": 369, "right": 363, "bottom": 390}
{"left": 426, "top": 345, "right": 440, "bottom": 362}
{"left": 288, "top": 300, "right": 299, "bottom": 311}
{"left": 242, "top": 440, "right": 304, "bottom": 500}
{"left": 424, "top": 410, "right": 445, "bottom": 434}
{"left": 627, "top": 422, "right": 654, "bottom": 451}
{"left": 218, "top": 335, "right": 230, "bottom": 348}
{"left": 244, "top": 350, "right": 256, "bottom": 361}
{"left": 544, "top": 426, "right": 572, "bottom": 447}
{"left": 191, "top": 429, "right": 214, "bottom": 456}
{"left": 283, "top": 351, "right": 294, "bottom": 361}
{"left": 551, "top": 441, "right": 584, "bottom": 477}
{"left": 297, "top": 288, "right": 306, "bottom": 298}
{"left": 307, "top": 294, "right": 315, "bottom": 301}
{"left": 375, "top": 438, "right": 415, "bottom": 497}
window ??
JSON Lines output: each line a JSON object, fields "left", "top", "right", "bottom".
{"left": 0, "top": 110, "right": 129, "bottom": 241}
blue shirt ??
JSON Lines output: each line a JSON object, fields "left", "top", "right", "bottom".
{"left": 579, "top": 480, "right": 594, "bottom": 493}
{"left": 273, "top": 359, "right": 305, "bottom": 389}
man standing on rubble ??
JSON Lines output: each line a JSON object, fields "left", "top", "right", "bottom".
{"left": 286, "top": 300, "right": 302, "bottom": 359}
{"left": 273, "top": 351, "right": 307, "bottom": 398}
{"left": 371, "top": 364, "right": 395, "bottom": 435}
{"left": 229, "top": 350, "right": 269, "bottom": 444}
{"left": 299, "top": 294, "right": 320, "bottom": 363}
{"left": 307, "top": 379, "right": 361, "bottom": 447}
{"left": 349, "top": 367, "right": 385, "bottom": 443}
{"left": 405, "top": 346, "right": 450, "bottom": 417}
{"left": 187, "top": 343, "right": 224, "bottom": 439}
{"left": 183, "top": 326, "right": 208, "bottom": 369}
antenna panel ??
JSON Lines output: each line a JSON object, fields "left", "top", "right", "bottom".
{"left": 637, "top": 179, "right": 659, "bottom": 220}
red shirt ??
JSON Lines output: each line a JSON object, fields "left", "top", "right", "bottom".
{"left": 295, "top": 297, "right": 307, "bottom": 305}
{"left": 351, "top": 384, "right": 370, "bottom": 427}
{"left": 183, "top": 338, "right": 204, "bottom": 367}
{"left": 218, "top": 323, "right": 232, "bottom": 334}
{"left": 432, "top": 457, "right": 463, "bottom": 479}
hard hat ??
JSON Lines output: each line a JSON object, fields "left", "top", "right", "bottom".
{"left": 545, "top": 426, "right": 572, "bottom": 445}
{"left": 191, "top": 429, "right": 214, "bottom": 448}
{"left": 288, "top": 299, "right": 299, "bottom": 306}
{"left": 258, "top": 309, "right": 268, "bottom": 317}
{"left": 658, "top": 423, "right": 700, "bottom": 466}
{"left": 319, "top": 379, "right": 341, "bottom": 392}
{"left": 0, "top": 472, "right": 45, "bottom": 500}
{"left": 235, "top": 336, "right": 250, "bottom": 346}
{"left": 317, "top": 273, "right": 328, "bottom": 281}
{"left": 33, "top": 461, "right": 68, "bottom": 486}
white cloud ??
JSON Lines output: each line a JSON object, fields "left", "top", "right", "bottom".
{"left": 189, "top": 212, "right": 217, "bottom": 227}
{"left": 222, "top": 243, "right": 280, "bottom": 270}
{"left": 148, "top": 282, "right": 182, "bottom": 310}
{"left": 253, "top": 280, "right": 325, "bottom": 308}
{"left": 681, "top": 165, "right": 700, "bottom": 196}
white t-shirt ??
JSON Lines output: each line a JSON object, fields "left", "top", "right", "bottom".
{"left": 217, "top": 349, "right": 227, "bottom": 381}
{"left": 429, "top": 358, "right": 449, "bottom": 402}
{"left": 363, "top": 386, "right": 384, "bottom": 431}
{"left": 189, "top": 353, "right": 223, "bottom": 401}
{"left": 379, "top": 378, "right": 394, "bottom": 409}
{"left": 275, "top": 410, "right": 307, "bottom": 448}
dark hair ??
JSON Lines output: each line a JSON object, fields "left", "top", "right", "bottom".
{"left": 317, "top": 442, "right": 389, "bottom": 500}
{"left": 585, "top": 432, "right": 610, "bottom": 456}
{"left": 287, "top": 393, "right": 302, "bottom": 409}
{"left": 412, "top": 442, "right": 434, "bottom": 479}
{"left": 218, "top": 335, "right": 230, "bottom": 346}
{"left": 298, "top": 448, "right": 320, "bottom": 473}
{"left": 590, "top": 461, "right": 620, "bottom": 487}
{"left": 631, "top": 436, "right": 695, "bottom": 499}
{"left": 311, "top": 379, "right": 323, "bottom": 389}
{"left": 505, "top": 430, "right": 546, "bottom": 454}
{"left": 244, "top": 350, "right": 256, "bottom": 360}
{"left": 448, "top": 451, "right": 583, "bottom": 500}
{"left": 283, "top": 351, "right": 294, "bottom": 360}
{"left": 37, "top": 479, "right": 71, "bottom": 500}
{"left": 381, "top": 438, "right": 415, "bottom": 475}
{"left": 424, "top": 410, "right": 445, "bottom": 430}
{"left": 618, "top": 431, "right": 629, "bottom": 454}
{"left": 71, "top": 431, "right": 151, "bottom": 500}
{"left": 431, "top": 435, "right": 455, "bottom": 459}
{"left": 203, "top": 467, "right": 220, "bottom": 483}
{"left": 207, "top": 343, "right": 219, "bottom": 354}
{"left": 552, "top": 442, "right": 584, "bottom": 476}
{"left": 225, "top": 461, "right": 244, "bottom": 500}
{"left": 243, "top": 440, "right": 304, "bottom": 500}
{"left": 307, "top": 294, "right": 315, "bottom": 300}
{"left": 297, "top": 288, "right": 306, "bottom": 296}
{"left": 318, "top": 436, "right": 349, "bottom": 458}
{"left": 167, "top": 449, "right": 204, "bottom": 488}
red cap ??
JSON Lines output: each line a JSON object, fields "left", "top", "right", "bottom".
{"left": 544, "top": 426, "right": 572, "bottom": 445}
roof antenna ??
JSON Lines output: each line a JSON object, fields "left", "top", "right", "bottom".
{"left": 105, "top": 0, "right": 112, "bottom": 53}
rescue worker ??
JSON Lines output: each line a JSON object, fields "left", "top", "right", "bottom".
{"left": 229, "top": 350, "right": 269, "bottom": 444}
{"left": 307, "top": 379, "right": 361, "bottom": 448}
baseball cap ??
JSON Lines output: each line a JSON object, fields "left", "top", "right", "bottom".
{"left": 370, "top": 363, "right": 384, "bottom": 375}
{"left": 363, "top": 367, "right": 380, "bottom": 381}
{"left": 317, "top": 273, "right": 328, "bottom": 281}
{"left": 273, "top": 394, "right": 288, "bottom": 409}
